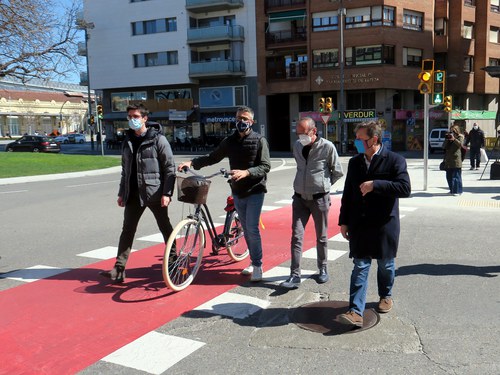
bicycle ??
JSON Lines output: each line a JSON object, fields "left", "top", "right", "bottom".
{"left": 163, "top": 168, "right": 249, "bottom": 291}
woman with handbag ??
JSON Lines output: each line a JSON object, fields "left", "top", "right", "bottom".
{"left": 443, "top": 124, "right": 464, "bottom": 196}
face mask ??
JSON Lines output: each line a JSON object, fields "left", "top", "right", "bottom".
{"left": 298, "top": 134, "right": 312, "bottom": 146}
{"left": 354, "top": 139, "right": 366, "bottom": 154}
{"left": 236, "top": 120, "right": 251, "bottom": 133}
{"left": 128, "top": 118, "right": 142, "bottom": 131}
{"left": 473, "top": 125, "right": 478, "bottom": 130}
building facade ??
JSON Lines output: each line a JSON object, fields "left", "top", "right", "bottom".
{"left": 83, "top": 0, "right": 500, "bottom": 152}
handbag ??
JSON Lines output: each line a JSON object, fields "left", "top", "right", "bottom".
{"left": 460, "top": 145, "right": 467, "bottom": 161}
{"left": 480, "top": 148, "right": 489, "bottom": 163}
{"left": 439, "top": 161, "right": 446, "bottom": 171}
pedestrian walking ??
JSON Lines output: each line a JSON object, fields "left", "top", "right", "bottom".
{"left": 100, "top": 103, "right": 176, "bottom": 283}
{"left": 280, "top": 117, "right": 343, "bottom": 289}
{"left": 177, "top": 106, "right": 271, "bottom": 282}
{"left": 465, "top": 123, "right": 485, "bottom": 170}
{"left": 338, "top": 121, "right": 411, "bottom": 327}
{"left": 443, "top": 124, "right": 464, "bottom": 196}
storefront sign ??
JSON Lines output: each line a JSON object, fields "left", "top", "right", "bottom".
{"left": 168, "top": 110, "right": 187, "bottom": 121}
{"left": 342, "top": 110, "right": 377, "bottom": 122}
{"left": 202, "top": 115, "right": 236, "bottom": 123}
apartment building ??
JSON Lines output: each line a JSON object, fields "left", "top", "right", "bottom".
{"left": 83, "top": 0, "right": 500, "bottom": 152}
{"left": 83, "top": 0, "right": 258, "bottom": 147}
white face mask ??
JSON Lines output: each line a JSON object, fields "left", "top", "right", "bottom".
{"left": 298, "top": 134, "right": 312, "bottom": 146}
{"left": 128, "top": 118, "right": 142, "bottom": 131}
{"left": 473, "top": 125, "right": 478, "bottom": 130}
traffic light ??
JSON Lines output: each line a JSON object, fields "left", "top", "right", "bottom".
{"left": 97, "top": 105, "right": 103, "bottom": 119}
{"left": 418, "top": 59, "right": 434, "bottom": 94}
{"left": 325, "top": 97, "right": 333, "bottom": 113}
{"left": 318, "top": 97, "right": 325, "bottom": 113}
{"left": 443, "top": 95, "right": 452, "bottom": 112}
{"left": 432, "top": 70, "right": 445, "bottom": 104}
{"left": 89, "top": 115, "right": 95, "bottom": 125}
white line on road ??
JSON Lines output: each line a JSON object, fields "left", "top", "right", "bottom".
{"left": 0, "top": 190, "right": 28, "bottom": 194}
{"left": 66, "top": 180, "right": 117, "bottom": 188}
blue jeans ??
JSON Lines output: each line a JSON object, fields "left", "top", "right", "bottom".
{"left": 446, "top": 168, "right": 463, "bottom": 194}
{"left": 349, "top": 258, "right": 395, "bottom": 315}
{"left": 233, "top": 193, "right": 265, "bottom": 267}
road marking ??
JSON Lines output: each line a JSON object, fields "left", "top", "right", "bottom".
{"left": 194, "top": 292, "right": 270, "bottom": 319}
{"left": 329, "top": 233, "right": 348, "bottom": 243}
{"left": 275, "top": 199, "right": 293, "bottom": 204}
{"left": 0, "top": 189, "right": 28, "bottom": 194}
{"left": 77, "top": 246, "right": 137, "bottom": 260}
{"left": 66, "top": 180, "right": 117, "bottom": 188}
{"left": 262, "top": 265, "right": 316, "bottom": 284}
{"left": 137, "top": 233, "right": 164, "bottom": 243}
{"left": 303, "top": 248, "right": 348, "bottom": 262}
{"left": 400, "top": 214, "right": 406, "bottom": 219}
{"left": 400, "top": 206, "right": 418, "bottom": 212}
{"left": 102, "top": 332, "right": 205, "bottom": 375}
{"left": 262, "top": 205, "right": 281, "bottom": 211}
{"left": 0, "top": 265, "right": 71, "bottom": 283}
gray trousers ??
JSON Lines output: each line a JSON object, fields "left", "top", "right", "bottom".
{"left": 290, "top": 193, "right": 331, "bottom": 277}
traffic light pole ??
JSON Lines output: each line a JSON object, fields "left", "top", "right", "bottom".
{"left": 423, "top": 93, "right": 429, "bottom": 191}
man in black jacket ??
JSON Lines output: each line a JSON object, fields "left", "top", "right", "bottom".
{"left": 178, "top": 106, "right": 271, "bottom": 282}
{"left": 100, "top": 104, "right": 176, "bottom": 283}
{"left": 338, "top": 121, "right": 411, "bottom": 327}
{"left": 465, "top": 123, "right": 485, "bottom": 170}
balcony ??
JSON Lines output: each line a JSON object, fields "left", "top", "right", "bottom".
{"left": 265, "top": 0, "right": 306, "bottom": 11}
{"left": 187, "top": 25, "right": 244, "bottom": 44}
{"left": 189, "top": 60, "right": 245, "bottom": 78}
{"left": 266, "top": 27, "right": 307, "bottom": 48}
{"left": 186, "top": 0, "right": 244, "bottom": 13}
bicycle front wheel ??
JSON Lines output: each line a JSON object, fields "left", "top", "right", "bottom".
{"left": 226, "top": 212, "right": 249, "bottom": 262}
{"left": 163, "top": 219, "right": 205, "bottom": 291}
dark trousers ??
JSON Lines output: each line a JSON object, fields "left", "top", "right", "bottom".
{"left": 290, "top": 193, "right": 330, "bottom": 277}
{"left": 115, "top": 193, "right": 174, "bottom": 268}
{"left": 470, "top": 147, "right": 481, "bottom": 168}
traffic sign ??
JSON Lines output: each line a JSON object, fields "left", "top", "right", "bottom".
{"left": 321, "top": 114, "right": 331, "bottom": 125}
{"left": 432, "top": 93, "right": 443, "bottom": 104}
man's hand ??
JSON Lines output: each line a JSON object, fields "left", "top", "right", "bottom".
{"left": 117, "top": 196, "right": 124, "bottom": 207}
{"left": 230, "top": 169, "right": 250, "bottom": 181}
{"left": 161, "top": 195, "right": 171, "bottom": 207}
{"left": 359, "top": 181, "right": 374, "bottom": 196}
{"left": 340, "top": 224, "right": 350, "bottom": 241}
{"left": 178, "top": 161, "right": 192, "bottom": 172}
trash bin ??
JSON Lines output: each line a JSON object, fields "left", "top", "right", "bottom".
{"left": 490, "top": 161, "right": 500, "bottom": 180}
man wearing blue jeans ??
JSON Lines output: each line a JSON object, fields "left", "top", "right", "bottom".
{"left": 338, "top": 121, "right": 411, "bottom": 327}
{"left": 178, "top": 106, "right": 270, "bottom": 282}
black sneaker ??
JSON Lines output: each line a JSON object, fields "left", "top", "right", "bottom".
{"left": 317, "top": 267, "right": 329, "bottom": 284}
{"left": 280, "top": 276, "right": 301, "bottom": 289}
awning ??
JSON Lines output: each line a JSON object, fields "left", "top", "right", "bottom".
{"left": 269, "top": 10, "right": 306, "bottom": 23}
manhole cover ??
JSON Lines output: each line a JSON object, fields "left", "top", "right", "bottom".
{"left": 291, "top": 300, "right": 379, "bottom": 335}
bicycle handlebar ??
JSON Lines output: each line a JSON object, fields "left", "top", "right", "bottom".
{"left": 181, "top": 167, "right": 231, "bottom": 180}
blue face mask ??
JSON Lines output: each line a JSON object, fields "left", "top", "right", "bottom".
{"left": 128, "top": 118, "right": 142, "bottom": 131}
{"left": 236, "top": 120, "right": 251, "bottom": 133}
{"left": 354, "top": 139, "right": 366, "bottom": 154}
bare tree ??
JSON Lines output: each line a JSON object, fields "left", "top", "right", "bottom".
{"left": 0, "top": 0, "right": 82, "bottom": 82}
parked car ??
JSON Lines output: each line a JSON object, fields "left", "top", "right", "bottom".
{"left": 5, "top": 135, "right": 61, "bottom": 153}
{"left": 68, "top": 133, "right": 86, "bottom": 144}
{"left": 429, "top": 128, "right": 448, "bottom": 153}
{"left": 54, "top": 135, "right": 70, "bottom": 144}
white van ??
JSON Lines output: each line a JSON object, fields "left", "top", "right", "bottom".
{"left": 429, "top": 128, "right": 448, "bottom": 153}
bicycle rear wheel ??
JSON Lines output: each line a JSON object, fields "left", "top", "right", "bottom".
{"left": 163, "top": 219, "right": 205, "bottom": 291}
{"left": 226, "top": 212, "right": 249, "bottom": 262}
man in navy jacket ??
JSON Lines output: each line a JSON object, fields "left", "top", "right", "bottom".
{"left": 338, "top": 121, "right": 411, "bottom": 327}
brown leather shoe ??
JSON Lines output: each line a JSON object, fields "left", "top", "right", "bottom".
{"left": 338, "top": 311, "right": 363, "bottom": 327}
{"left": 377, "top": 297, "right": 393, "bottom": 313}
{"left": 99, "top": 266, "right": 125, "bottom": 283}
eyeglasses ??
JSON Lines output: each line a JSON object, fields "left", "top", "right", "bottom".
{"left": 127, "top": 114, "right": 142, "bottom": 120}
{"left": 236, "top": 116, "right": 252, "bottom": 122}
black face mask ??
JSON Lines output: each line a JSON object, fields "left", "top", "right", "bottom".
{"left": 236, "top": 120, "right": 251, "bottom": 132}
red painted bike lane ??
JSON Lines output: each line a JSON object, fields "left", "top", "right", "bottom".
{"left": 0, "top": 200, "right": 341, "bottom": 374}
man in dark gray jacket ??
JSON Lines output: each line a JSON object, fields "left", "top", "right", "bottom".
{"left": 100, "top": 104, "right": 176, "bottom": 283}
{"left": 280, "top": 117, "right": 343, "bottom": 289}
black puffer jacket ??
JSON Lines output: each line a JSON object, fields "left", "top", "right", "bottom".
{"left": 119, "top": 123, "right": 176, "bottom": 206}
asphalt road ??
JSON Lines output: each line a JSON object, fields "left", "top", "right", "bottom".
{"left": 1, "top": 154, "right": 500, "bottom": 374}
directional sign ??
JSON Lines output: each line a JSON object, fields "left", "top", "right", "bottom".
{"left": 321, "top": 114, "right": 331, "bottom": 126}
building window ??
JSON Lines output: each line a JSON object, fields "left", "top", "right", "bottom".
{"left": 490, "top": 27, "right": 500, "bottom": 43}
{"left": 154, "top": 89, "right": 192, "bottom": 100}
{"left": 464, "top": 0, "right": 475, "bottom": 6}
{"left": 435, "top": 18, "right": 447, "bottom": 35}
{"left": 403, "top": 47, "right": 423, "bottom": 67}
{"left": 132, "top": 18, "right": 177, "bottom": 35}
{"left": 463, "top": 22, "right": 474, "bottom": 39}
{"left": 347, "top": 45, "right": 394, "bottom": 66}
{"left": 463, "top": 56, "right": 474, "bottom": 72}
{"left": 347, "top": 91, "right": 376, "bottom": 110}
{"left": 312, "top": 12, "right": 338, "bottom": 31}
{"left": 489, "top": 58, "right": 500, "bottom": 66}
{"left": 133, "top": 51, "right": 178, "bottom": 67}
{"left": 492, "top": 0, "right": 500, "bottom": 12}
{"left": 403, "top": 10, "right": 423, "bottom": 31}
{"left": 383, "top": 6, "right": 395, "bottom": 26}
{"left": 111, "top": 92, "right": 147, "bottom": 112}
{"left": 312, "top": 49, "right": 339, "bottom": 68}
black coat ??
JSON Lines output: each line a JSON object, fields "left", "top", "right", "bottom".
{"left": 339, "top": 146, "right": 411, "bottom": 259}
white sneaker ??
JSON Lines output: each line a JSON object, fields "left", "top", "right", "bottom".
{"left": 241, "top": 264, "right": 253, "bottom": 275}
{"left": 250, "top": 266, "right": 263, "bottom": 282}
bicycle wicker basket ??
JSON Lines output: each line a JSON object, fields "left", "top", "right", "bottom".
{"left": 176, "top": 175, "right": 211, "bottom": 205}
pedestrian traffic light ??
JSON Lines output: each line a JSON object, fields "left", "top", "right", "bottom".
{"left": 443, "top": 95, "right": 452, "bottom": 112}
{"left": 97, "top": 105, "right": 103, "bottom": 119}
{"left": 432, "top": 70, "right": 445, "bottom": 104}
{"left": 325, "top": 97, "right": 333, "bottom": 113}
{"left": 318, "top": 97, "right": 325, "bottom": 113}
{"left": 418, "top": 59, "right": 434, "bottom": 94}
